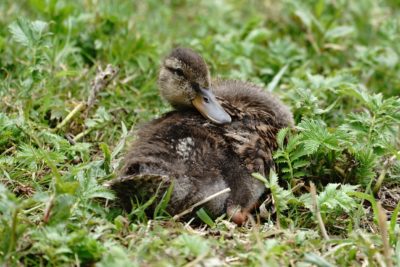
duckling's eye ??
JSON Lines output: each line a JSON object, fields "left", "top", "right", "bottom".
{"left": 203, "top": 96, "right": 210, "bottom": 103}
{"left": 166, "top": 67, "right": 185, "bottom": 77}
{"left": 173, "top": 68, "right": 184, "bottom": 77}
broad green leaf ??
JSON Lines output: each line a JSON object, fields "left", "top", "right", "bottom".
{"left": 267, "top": 64, "right": 288, "bottom": 92}
{"left": 389, "top": 201, "right": 400, "bottom": 244}
{"left": 100, "top": 143, "right": 111, "bottom": 174}
{"left": 196, "top": 208, "right": 215, "bottom": 228}
{"left": 154, "top": 180, "right": 174, "bottom": 218}
{"left": 325, "top": 26, "right": 354, "bottom": 40}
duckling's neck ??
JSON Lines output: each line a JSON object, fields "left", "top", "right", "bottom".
{"left": 170, "top": 103, "right": 189, "bottom": 110}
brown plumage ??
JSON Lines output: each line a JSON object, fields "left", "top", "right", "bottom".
{"left": 109, "top": 48, "right": 293, "bottom": 224}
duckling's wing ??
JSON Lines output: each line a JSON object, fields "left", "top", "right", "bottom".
{"left": 212, "top": 79, "right": 293, "bottom": 177}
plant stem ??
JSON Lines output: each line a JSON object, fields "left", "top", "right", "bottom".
{"left": 7, "top": 207, "right": 19, "bottom": 258}
{"left": 310, "top": 182, "right": 329, "bottom": 240}
{"left": 53, "top": 102, "right": 85, "bottom": 131}
{"left": 373, "top": 155, "right": 397, "bottom": 195}
{"left": 173, "top": 188, "right": 231, "bottom": 220}
{"left": 377, "top": 202, "right": 393, "bottom": 267}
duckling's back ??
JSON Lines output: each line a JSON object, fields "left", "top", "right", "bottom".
{"left": 213, "top": 79, "right": 293, "bottom": 176}
{"left": 213, "top": 79, "right": 294, "bottom": 128}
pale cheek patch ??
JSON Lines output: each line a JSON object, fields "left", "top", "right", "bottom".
{"left": 165, "top": 58, "right": 182, "bottom": 69}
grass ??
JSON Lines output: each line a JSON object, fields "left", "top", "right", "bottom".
{"left": 0, "top": 0, "right": 399, "bottom": 266}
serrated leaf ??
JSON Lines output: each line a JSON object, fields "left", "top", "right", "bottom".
{"left": 348, "top": 191, "right": 378, "bottom": 221}
{"left": 8, "top": 18, "right": 48, "bottom": 47}
{"left": 292, "top": 171, "right": 306, "bottom": 178}
{"left": 322, "top": 136, "right": 341, "bottom": 151}
{"left": 286, "top": 134, "right": 302, "bottom": 152}
{"left": 252, "top": 173, "right": 268, "bottom": 184}
{"left": 274, "top": 158, "right": 287, "bottom": 164}
{"left": 31, "top": 20, "right": 48, "bottom": 34}
{"left": 302, "top": 140, "right": 320, "bottom": 154}
{"left": 292, "top": 160, "right": 309, "bottom": 169}
{"left": 269, "top": 170, "right": 279, "bottom": 186}
{"left": 8, "top": 19, "right": 32, "bottom": 46}
{"left": 78, "top": 174, "right": 115, "bottom": 201}
{"left": 276, "top": 128, "right": 289, "bottom": 148}
{"left": 290, "top": 149, "right": 308, "bottom": 161}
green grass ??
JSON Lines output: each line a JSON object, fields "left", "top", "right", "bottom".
{"left": 1, "top": 0, "right": 400, "bottom": 266}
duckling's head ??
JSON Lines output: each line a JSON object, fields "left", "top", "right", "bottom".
{"left": 158, "top": 47, "right": 231, "bottom": 124}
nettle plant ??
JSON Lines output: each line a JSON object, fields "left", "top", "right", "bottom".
{"left": 274, "top": 72, "right": 400, "bottom": 190}
{"left": 0, "top": 19, "right": 121, "bottom": 265}
{"left": 257, "top": 73, "right": 400, "bottom": 231}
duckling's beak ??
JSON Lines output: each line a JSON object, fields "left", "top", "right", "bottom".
{"left": 192, "top": 87, "right": 232, "bottom": 124}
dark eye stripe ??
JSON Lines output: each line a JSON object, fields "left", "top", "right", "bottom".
{"left": 166, "top": 67, "right": 185, "bottom": 77}
{"left": 191, "top": 82, "right": 200, "bottom": 92}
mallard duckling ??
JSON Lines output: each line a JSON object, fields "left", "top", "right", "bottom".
{"left": 109, "top": 48, "right": 293, "bottom": 224}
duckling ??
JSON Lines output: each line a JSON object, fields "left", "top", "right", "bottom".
{"left": 109, "top": 48, "right": 293, "bottom": 224}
